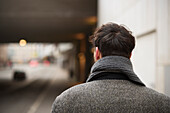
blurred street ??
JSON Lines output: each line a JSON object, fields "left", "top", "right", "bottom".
{"left": 0, "top": 65, "right": 72, "bottom": 113}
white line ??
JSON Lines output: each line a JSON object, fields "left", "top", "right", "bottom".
{"left": 27, "top": 72, "right": 56, "bottom": 113}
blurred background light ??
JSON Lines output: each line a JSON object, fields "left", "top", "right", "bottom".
{"left": 19, "top": 39, "right": 27, "bottom": 47}
{"left": 74, "top": 33, "right": 85, "bottom": 40}
{"left": 85, "top": 16, "right": 97, "bottom": 25}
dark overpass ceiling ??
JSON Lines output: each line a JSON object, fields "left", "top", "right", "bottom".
{"left": 0, "top": 0, "right": 97, "bottom": 43}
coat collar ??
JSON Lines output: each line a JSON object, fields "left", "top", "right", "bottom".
{"left": 86, "top": 56, "right": 145, "bottom": 86}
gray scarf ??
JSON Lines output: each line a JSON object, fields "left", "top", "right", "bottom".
{"left": 86, "top": 56, "right": 145, "bottom": 86}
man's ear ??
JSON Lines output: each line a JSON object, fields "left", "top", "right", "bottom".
{"left": 95, "top": 47, "right": 101, "bottom": 60}
{"left": 129, "top": 52, "right": 132, "bottom": 59}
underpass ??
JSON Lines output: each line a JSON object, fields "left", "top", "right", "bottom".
{"left": 0, "top": 0, "right": 95, "bottom": 113}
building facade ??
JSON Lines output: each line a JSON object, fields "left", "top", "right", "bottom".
{"left": 98, "top": 0, "right": 170, "bottom": 96}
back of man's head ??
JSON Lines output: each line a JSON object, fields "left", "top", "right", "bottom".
{"left": 90, "top": 22, "right": 135, "bottom": 58}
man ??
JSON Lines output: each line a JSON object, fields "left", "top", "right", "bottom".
{"left": 51, "top": 22, "right": 170, "bottom": 113}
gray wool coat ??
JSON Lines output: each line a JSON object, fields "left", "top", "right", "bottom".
{"left": 51, "top": 56, "right": 170, "bottom": 113}
{"left": 52, "top": 80, "right": 170, "bottom": 113}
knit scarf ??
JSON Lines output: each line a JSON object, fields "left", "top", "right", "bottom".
{"left": 86, "top": 56, "right": 145, "bottom": 86}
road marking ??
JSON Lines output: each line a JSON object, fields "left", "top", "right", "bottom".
{"left": 26, "top": 71, "right": 56, "bottom": 113}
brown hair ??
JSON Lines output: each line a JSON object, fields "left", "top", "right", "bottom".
{"left": 89, "top": 22, "right": 135, "bottom": 58}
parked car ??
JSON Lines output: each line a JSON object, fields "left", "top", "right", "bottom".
{"left": 13, "top": 70, "right": 26, "bottom": 81}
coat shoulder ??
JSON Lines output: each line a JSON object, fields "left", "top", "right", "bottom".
{"left": 51, "top": 82, "right": 92, "bottom": 113}
{"left": 143, "top": 87, "right": 170, "bottom": 103}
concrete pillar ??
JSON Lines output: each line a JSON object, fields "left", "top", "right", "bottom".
{"left": 156, "top": 0, "right": 170, "bottom": 93}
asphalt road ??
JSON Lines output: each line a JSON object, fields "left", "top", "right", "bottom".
{"left": 0, "top": 64, "right": 72, "bottom": 113}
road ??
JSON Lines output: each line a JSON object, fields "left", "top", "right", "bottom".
{"left": 0, "top": 64, "right": 73, "bottom": 113}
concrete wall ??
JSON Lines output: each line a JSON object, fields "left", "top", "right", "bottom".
{"left": 98, "top": 0, "right": 170, "bottom": 95}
